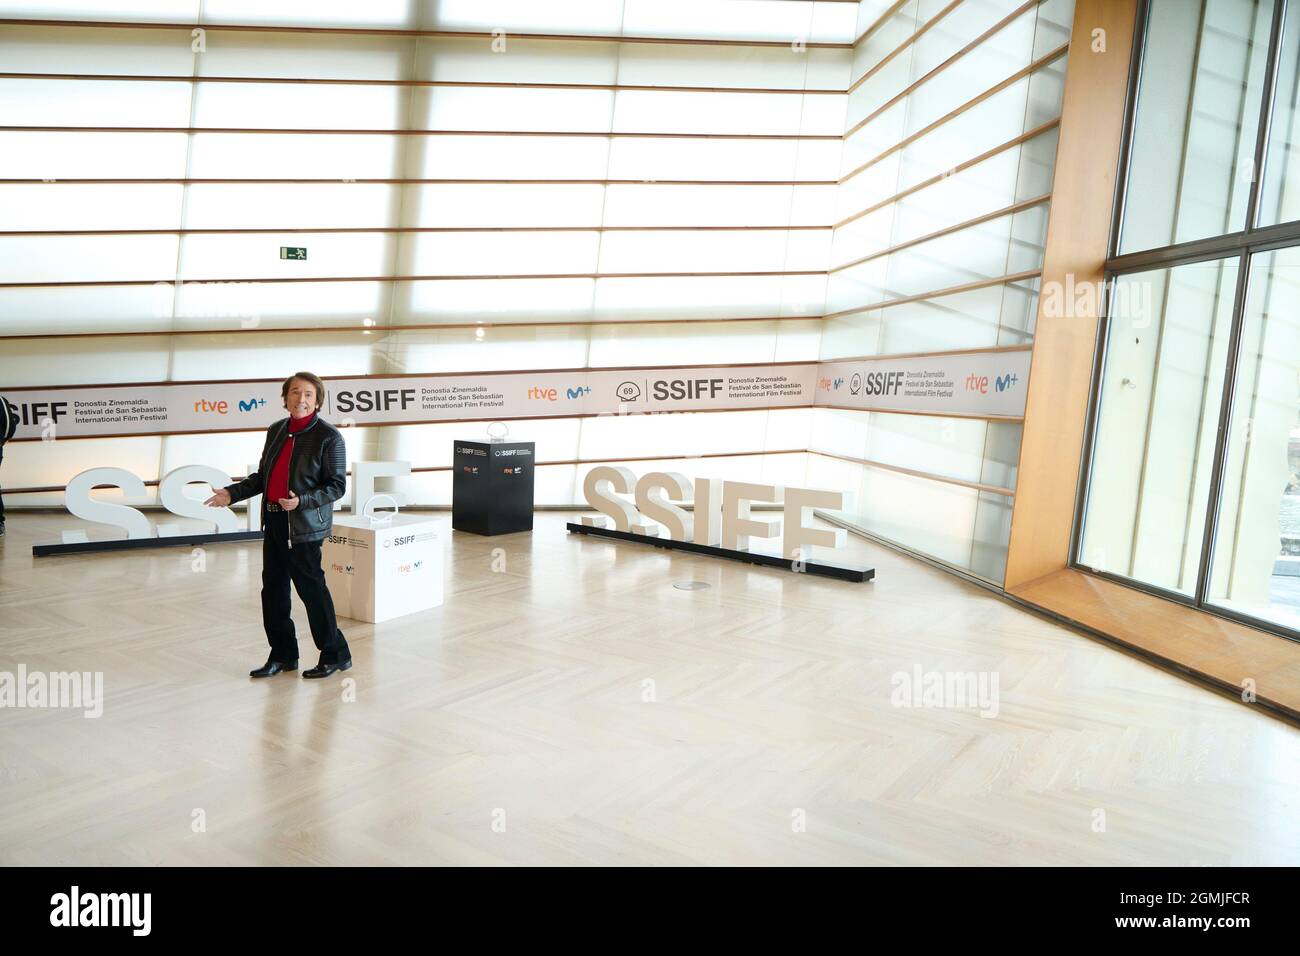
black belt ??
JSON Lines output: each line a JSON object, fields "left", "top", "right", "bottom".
{"left": 265, "top": 501, "right": 285, "bottom": 512}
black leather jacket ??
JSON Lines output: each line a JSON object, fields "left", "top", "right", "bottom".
{"left": 224, "top": 414, "right": 346, "bottom": 545}
{"left": 0, "top": 394, "right": 16, "bottom": 445}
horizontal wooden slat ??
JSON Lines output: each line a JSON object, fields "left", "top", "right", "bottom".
{"left": 0, "top": 72, "right": 846, "bottom": 95}
{"left": 833, "top": 120, "right": 1060, "bottom": 229}
{"left": 817, "top": 403, "right": 1024, "bottom": 423}
{"left": 829, "top": 195, "right": 1051, "bottom": 273}
{"left": 1, "top": 242, "right": 1039, "bottom": 304}
{"left": 841, "top": 43, "right": 1070, "bottom": 184}
{"left": 3, "top": 448, "right": 809, "bottom": 496}
{"left": 0, "top": 225, "right": 834, "bottom": 237}
{"left": 809, "top": 449, "right": 1017, "bottom": 496}
{"left": 821, "top": 343, "right": 1033, "bottom": 363}
{"left": 1, "top": 359, "right": 819, "bottom": 391}
{"left": 0, "top": 18, "right": 854, "bottom": 48}
{"left": 0, "top": 125, "right": 842, "bottom": 140}
{"left": 0, "top": 277, "right": 1034, "bottom": 335}
{"left": 820, "top": 269, "right": 1042, "bottom": 320}
{"left": 851, "top": 0, "right": 912, "bottom": 49}
{"left": 1, "top": 404, "right": 816, "bottom": 444}
{"left": 845, "top": 0, "right": 1044, "bottom": 137}
{"left": 848, "top": 0, "right": 963, "bottom": 95}
{"left": 0, "top": 178, "right": 839, "bottom": 186}
{"left": 0, "top": 268, "right": 828, "bottom": 289}
{"left": 0, "top": 314, "right": 827, "bottom": 342}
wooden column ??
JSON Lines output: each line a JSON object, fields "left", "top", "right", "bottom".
{"left": 1004, "top": 0, "right": 1139, "bottom": 590}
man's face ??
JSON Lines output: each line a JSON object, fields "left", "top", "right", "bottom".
{"left": 285, "top": 379, "right": 318, "bottom": 418}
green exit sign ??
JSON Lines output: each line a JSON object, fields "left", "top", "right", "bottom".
{"left": 280, "top": 247, "right": 307, "bottom": 260}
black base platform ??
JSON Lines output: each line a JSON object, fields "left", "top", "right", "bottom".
{"left": 33, "top": 530, "right": 263, "bottom": 558}
{"left": 566, "top": 522, "right": 874, "bottom": 583}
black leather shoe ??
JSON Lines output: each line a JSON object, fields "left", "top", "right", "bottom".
{"left": 249, "top": 659, "right": 297, "bottom": 678}
{"left": 303, "top": 659, "right": 353, "bottom": 679}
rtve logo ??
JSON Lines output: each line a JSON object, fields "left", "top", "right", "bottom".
{"left": 193, "top": 399, "right": 229, "bottom": 414}
{"left": 965, "top": 372, "right": 1019, "bottom": 394}
{"left": 528, "top": 385, "right": 591, "bottom": 401}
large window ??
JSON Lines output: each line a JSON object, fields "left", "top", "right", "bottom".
{"left": 1205, "top": 247, "right": 1300, "bottom": 631}
{"left": 1078, "top": 0, "right": 1300, "bottom": 640}
{"left": 1078, "top": 259, "right": 1239, "bottom": 595}
{"left": 1117, "top": 0, "right": 1274, "bottom": 253}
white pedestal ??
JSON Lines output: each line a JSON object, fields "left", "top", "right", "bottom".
{"left": 322, "top": 514, "right": 444, "bottom": 623}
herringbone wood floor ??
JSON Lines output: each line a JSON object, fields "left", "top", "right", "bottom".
{"left": 1, "top": 511, "right": 1297, "bottom": 865}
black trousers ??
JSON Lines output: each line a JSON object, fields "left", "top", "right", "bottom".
{"left": 0, "top": 445, "right": 5, "bottom": 524}
{"left": 261, "top": 510, "right": 350, "bottom": 665}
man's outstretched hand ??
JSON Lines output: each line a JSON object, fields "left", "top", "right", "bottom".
{"left": 204, "top": 488, "right": 232, "bottom": 507}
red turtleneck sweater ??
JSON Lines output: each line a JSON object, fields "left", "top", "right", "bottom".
{"left": 266, "top": 412, "right": 315, "bottom": 503}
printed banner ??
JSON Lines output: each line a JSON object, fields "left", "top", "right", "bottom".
{"left": 814, "top": 349, "right": 1031, "bottom": 418}
{"left": 5, "top": 352, "right": 1031, "bottom": 440}
{"left": 4, "top": 364, "right": 819, "bottom": 440}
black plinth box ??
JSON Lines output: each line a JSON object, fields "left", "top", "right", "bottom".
{"left": 452, "top": 440, "right": 536, "bottom": 535}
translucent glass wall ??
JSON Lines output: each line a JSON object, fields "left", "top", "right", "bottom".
{"left": 811, "top": 0, "right": 1074, "bottom": 583}
{"left": 0, "top": 1, "right": 855, "bottom": 507}
{"left": 1, "top": 0, "right": 1093, "bottom": 592}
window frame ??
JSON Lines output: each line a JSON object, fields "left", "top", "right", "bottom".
{"left": 1071, "top": 0, "right": 1300, "bottom": 644}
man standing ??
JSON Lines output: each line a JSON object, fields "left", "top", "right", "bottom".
{"left": 0, "top": 393, "right": 16, "bottom": 536}
{"left": 204, "top": 372, "right": 352, "bottom": 679}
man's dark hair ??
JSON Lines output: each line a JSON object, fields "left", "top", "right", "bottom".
{"left": 281, "top": 371, "right": 326, "bottom": 412}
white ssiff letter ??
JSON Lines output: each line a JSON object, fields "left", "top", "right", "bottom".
{"left": 581, "top": 467, "right": 847, "bottom": 557}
